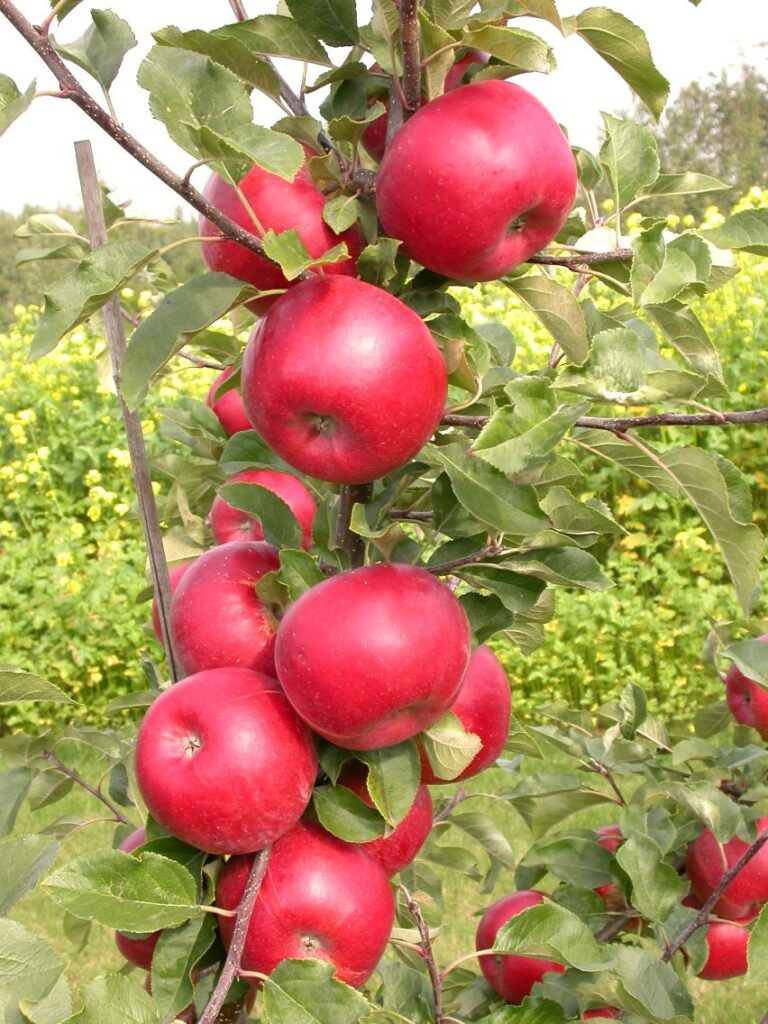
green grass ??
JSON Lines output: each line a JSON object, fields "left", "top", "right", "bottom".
{"left": 8, "top": 754, "right": 768, "bottom": 1022}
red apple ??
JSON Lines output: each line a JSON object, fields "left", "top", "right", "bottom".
{"left": 475, "top": 891, "right": 565, "bottom": 1003}
{"left": 725, "top": 635, "right": 768, "bottom": 738}
{"left": 419, "top": 645, "right": 510, "bottom": 785}
{"left": 210, "top": 469, "right": 316, "bottom": 549}
{"left": 697, "top": 920, "right": 750, "bottom": 980}
{"left": 198, "top": 160, "right": 362, "bottom": 313}
{"left": 215, "top": 821, "right": 395, "bottom": 987}
{"left": 115, "top": 827, "right": 160, "bottom": 970}
{"left": 275, "top": 563, "right": 470, "bottom": 749}
{"left": 594, "top": 825, "right": 624, "bottom": 911}
{"left": 135, "top": 668, "right": 316, "bottom": 855}
{"left": 206, "top": 367, "right": 253, "bottom": 436}
{"left": 337, "top": 762, "right": 433, "bottom": 875}
{"left": 376, "top": 80, "right": 576, "bottom": 282}
{"left": 240, "top": 276, "right": 447, "bottom": 485}
{"left": 685, "top": 817, "right": 768, "bottom": 919}
{"left": 361, "top": 49, "right": 489, "bottom": 163}
{"left": 151, "top": 561, "right": 195, "bottom": 643}
{"left": 170, "top": 542, "right": 279, "bottom": 676}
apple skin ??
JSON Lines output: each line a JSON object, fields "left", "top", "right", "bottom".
{"left": 361, "top": 49, "right": 489, "bottom": 163}
{"left": 206, "top": 367, "right": 253, "bottom": 436}
{"left": 376, "top": 80, "right": 576, "bottom": 282}
{"left": 135, "top": 668, "right": 317, "bottom": 855}
{"left": 240, "top": 276, "right": 447, "bottom": 485}
{"left": 215, "top": 821, "right": 395, "bottom": 988}
{"left": 698, "top": 920, "right": 750, "bottom": 980}
{"left": 725, "top": 634, "right": 768, "bottom": 737}
{"left": 337, "top": 762, "right": 433, "bottom": 875}
{"left": 685, "top": 816, "right": 768, "bottom": 919}
{"left": 275, "top": 563, "right": 471, "bottom": 750}
{"left": 170, "top": 541, "right": 280, "bottom": 676}
{"left": 210, "top": 468, "right": 316, "bottom": 550}
{"left": 115, "top": 828, "right": 160, "bottom": 970}
{"left": 198, "top": 161, "right": 363, "bottom": 313}
{"left": 419, "top": 645, "right": 510, "bottom": 785}
{"left": 475, "top": 891, "right": 565, "bottom": 1003}
{"left": 151, "top": 561, "right": 195, "bottom": 643}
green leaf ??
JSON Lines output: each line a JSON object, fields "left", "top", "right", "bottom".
{"left": 461, "top": 25, "right": 555, "bottom": 73}
{"left": 504, "top": 275, "right": 589, "bottom": 364}
{"left": 150, "top": 914, "right": 217, "bottom": 1018}
{"left": 599, "top": 114, "right": 659, "bottom": 210}
{"left": 569, "top": 428, "right": 678, "bottom": 496}
{"left": 615, "top": 833, "right": 687, "bottom": 922}
{"left": 746, "top": 903, "right": 768, "bottom": 985}
{"left": 375, "top": 959, "right": 434, "bottom": 1023}
{"left": 637, "top": 235, "right": 711, "bottom": 306}
{"left": 155, "top": 16, "right": 331, "bottom": 69}
{"left": 47, "top": 0, "right": 84, "bottom": 23}
{"left": 0, "top": 767, "right": 33, "bottom": 837}
{"left": 42, "top": 850, "right": 201, "bottom": 931}
{"left": 219, "top": 481, "right": 304, "bottom": 549}
{"left": 429, "top": 443, "right": 548, "bottom": 536}
{"left": 700, "top": 208, "right": 768, "bottom": 256}
{"left": 493, "top": 900, "right": 613, "bottom": 970}
{"left": 30, "top": 241, "right": 155, "bottom": 360}
{"left": 665, "top": 782, "right": 741, "bottom": 843}
{"left": 519, "top": 835, "right": 614, "bottom": 888}
{"left": 506, "top": 548, "right": 612, "bottom": 591}
{"left": 121, "top": 273, "right": 261, "bottom": 409}
{"left": 459, "top": 566, "right": 545, "bottom": 614}
{"left": 639, "top": 171, "right": 729, "bottom": 200}
{"left": 420, "top": 712, "right": 483, "bottom": 781}
{"left": 472, "top": 403, "right": 588, "bottom": 477}
{"left": 694, "top": 701, "right": 732, "bottom": 739}
{"left": 0, "top": 920, "right": 70, "bottom": 1024}
{"left": 645, "top": 303, "right": 723, "bottom": 382}
{"left": 312, "top": 784, "right": 387, "bottom": 842}
{"left": 278, "top": 549, "right": 325, "bottom": 602}
{"left": 613, "top": 946, "right": 693, "bottom": 1020}
{"left": 540, "top": 487, "right": 625, "bottom": 537}
{"left": 323, "top": 193, "right": 361, "bottom": 233}
{"left": 285, "top": 0, "right": 358, "bottom": 46}
{"left": 450, "top": 811, "right": 515, "bottom": 868}
{"left": 0, "top": 835, "right": 58, "bottom": 915}
{"left": 261, "top": 228, "right": 348, "bottom": 280}
{"left": 0, "top": 665, "right": 76, "bottom": 705}
{"left": 359, "top": 741, "right": 421, "bottom": 827}
{"left": 60, "top": 974, "right": 157, "bottom": 1024}
{"left": 724, "top": 638, "right": 768, "bottom": 688}
{"left": 263, "top": 959, "right": 373, "bottom": 1023}
{"left": 0, "top": 74, "right": 35, "bottom": 138}
{"left": 574, "top": 8, "right": 669, "bottom": 119}
{"left": 54, "top": 10, "right": 137, "bottom": 90}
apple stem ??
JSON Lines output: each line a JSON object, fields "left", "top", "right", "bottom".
{"left": 74, "top": 140, "right": 184, "bottom": 684}
{"left": 400, "top": 884, "right": 445, "bottom": 1022}
{"left": 333, "top": 484, "right": 373, "bottom": 568}
{"left": 198, "top": 847, "right": 271, "bottom": 1024}
{"left": 441, "top": 408, "right": 768, "bottom": 432}
{"left": 42, "top": 750, "right": 135, "bottom": 827}
{"left": 662, "top": 827, "right": 768, "bottom": 962}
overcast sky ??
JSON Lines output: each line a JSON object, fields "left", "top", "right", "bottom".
{"left": 0, "top": 1, "right": 766, "bottom": 218}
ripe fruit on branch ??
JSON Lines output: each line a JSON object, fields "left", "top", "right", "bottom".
{"left": 210, "top": 469, "right": 316, "bottom": 549}
{"left": 115, "top": 827, "right": 159, "bottom": 970}
{"left": 685, "top": 817, "right": 768, "bottom": 919}
{"left": 594, "top": 825, "right": 624, "bottom": 912}
{"left": 151, "top": 560, "right": 194, "bottom": 642}
{"left": 419, "top": 645, "right": 510, "bottom": 785}
{"left": 216, "top": 821, "right": 395, "bottom": 987}
{"left": 198, "top": 161, "right": 362, "bottom": 312}
{"left": 240, "top": 276, "right": 447, "bottom": 484}
{"left": 361, "top": 49, "right": 489, "bottom": 163}
{"left": 135, "top": 668, "right": 316, "bottom": 854}
{"left": 697, "top": 920, "right": 750, "bottom": 980}
{"left": 337, "top": 762, "right": 433, "bottom": 875}
{"left": 170, "top": 541, "right": 279, "bottom": 676}
{"left": 475, "top": 891, "right": 565, "bottom": 1003}
{"left": 275, "top": 563, "right": 470, "bottom": 749}
{"left": 724, "top": 635, "right": 768, "bottom": 737}
{"left": 205, "top": 367, "right": 252, "bottom": 436}
{"left": 376, "top": 80, "right": 577, "bottom": 282}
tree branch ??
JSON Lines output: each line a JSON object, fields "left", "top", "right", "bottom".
{"left": 0, "top": 0, "right": 268, "bottom": 259}
{"left": 198, "top": 847, "right": 271, "bottom": 1024}
{"left": 387, "top": 508, "right": 434, "bottom": 522}
{"left": 662, "top": 827, "right": 768, "bottom": 962}
{"left": 442, "top": 408, "right": 768, "bottom": 431}
{"left": 432, "top": 787, "right": 468, "bottom": 825}
{"left": 400, "top": 1, "right": 422, "bottom": 115}
{"left": 333, "top": 484, "right": 373, "bottom": 568}
{"left": 75, "top": 140, "right": 183, "bottom": 684}
{"left": 400, "top": 885, "right": 444, "bottom": 1022}
{"left": 527, "top": 248, "right": 634, "bottom": 268}
{"left": 426, "top": 544, "right": 504, "bottom": 576}
{"left": 42, "top": 751, "right": 134, "bottom": 827}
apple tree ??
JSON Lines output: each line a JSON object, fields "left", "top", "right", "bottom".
{"left": 1, "top": 1, "right": 768, "bottom": 1023}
